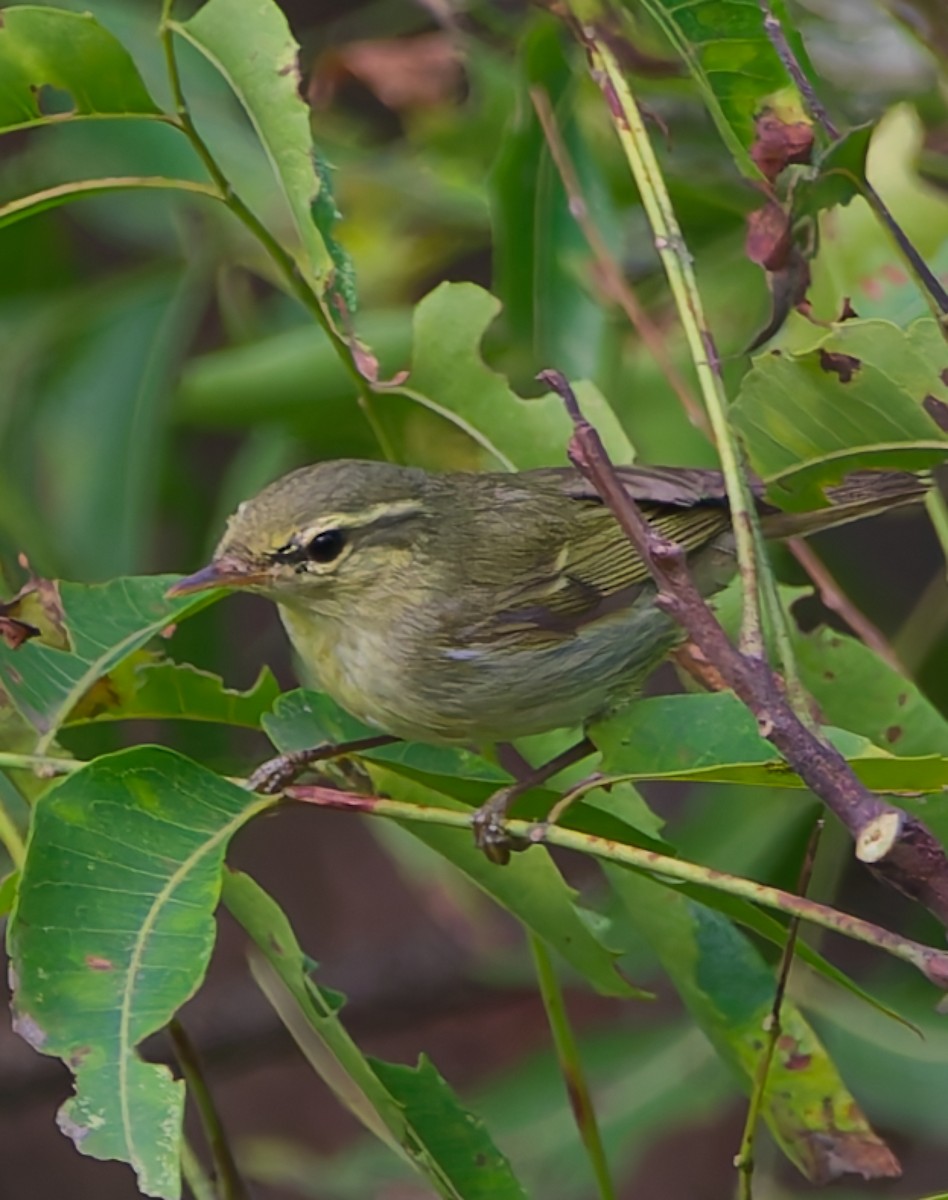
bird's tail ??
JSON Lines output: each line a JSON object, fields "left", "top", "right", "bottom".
{"left": 761, "top": 469, "right": 931, "bottom": 539}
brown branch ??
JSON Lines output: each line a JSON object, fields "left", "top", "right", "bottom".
{"left": 542, "top": 368, "right": 948, "bottom": 931}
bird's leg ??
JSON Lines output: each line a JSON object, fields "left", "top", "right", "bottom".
{"left": 248, "top": 735, "right": 399, "bottom": 795}
{"left": 473, "top": 737, "right": 596, "bottom": 864}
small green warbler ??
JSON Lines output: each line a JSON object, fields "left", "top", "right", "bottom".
{"left": 170, "top": 459, "right": 925, "bottom": 855}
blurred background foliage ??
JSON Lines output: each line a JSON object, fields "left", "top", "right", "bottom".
{"left": 2, "top": 0, "right": 948, "bottom": 1197}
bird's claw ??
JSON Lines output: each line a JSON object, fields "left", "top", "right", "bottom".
{"left": 472, "top": 787, "right": 531, "bottom": 865}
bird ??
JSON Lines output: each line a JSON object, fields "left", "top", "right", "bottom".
{"left": 169, "top": 458, "right": 928, "bottom": 858}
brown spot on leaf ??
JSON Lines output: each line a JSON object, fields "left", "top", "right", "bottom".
{"left": 897, "top": 693, "right": 908, "bottom": 707}
{"left": 267, "top": 933, "right": 285, "bottom": 957}
{"left": 823, "top": 670, "right": 835, "bottom": 680}
{"left": 69, "top": 1045, "right": 92, "bottom": 1069}
{"left": 837, "top": 297, "right": 858, "bottom": 321}
{"left": 819, "top": 349, "right": 861, "bottom": 383}
{"left": 923, "top": 393, "right": 948, "bottom": 432}
{"left": 85, "top": 955, "right": 114, "bottom": 971}
{"left": 0, "top": 614, "right": 38, "bottom": 649}
{"left": 751, "top": 111, "right": 814, "bottom": 181}
{"left": 885, "top": 725, "right": 903, "bottom": 744}
{"left": 801, "top": 1128, "right": 901, "bottom": 1185}
{"left": 746, "top": 201, "right": 792, "bottom": 271}
{"left": 5, "top": 560, "right": 70, "bottom": 650}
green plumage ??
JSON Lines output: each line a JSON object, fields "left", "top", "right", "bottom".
{"left": 175, "top": 459, "right": 927, "bottom": 744}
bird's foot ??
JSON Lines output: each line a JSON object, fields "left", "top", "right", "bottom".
{"left": 472, "top": 786, "right": 532, "bottom": 865}
{"left": 248, "top": 735, "right": 398, "bottom": 795}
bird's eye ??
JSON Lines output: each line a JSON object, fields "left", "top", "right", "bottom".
{"left": 305, "top": 528, "right": 347, "bottom": 564}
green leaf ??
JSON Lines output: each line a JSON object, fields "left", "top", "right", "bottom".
{"left": 262, "top": 688, "right": 511, "bottom": 782}
{"left": 367, "top": 763, "right": 645, "bottom": 1000}
{"left": 68, "top": 658, "right": 281, "bottom": 728}
{"left": 176, "top": 310, "right": 411, "bottom": 440}
{"left": 0, "top": 575, "right": 216, "bottom": 750}
{"left": 606, "top": 868, "right": 900, "bottom": 1182}
{"left": 668, "top": 880, "right": 919, "bottom": 1035}
{"left": 224, "top": 870, "right": 528, "bottom": 1199}
{"left": 387, "top": 282, "right": 634, "bottom": 470}
{"left": 490, "top": 17, "right": 614, "bottom": 377}
{"left": 372, "top": 1057, "right": 530, "bottom": 1200}
{"left": 631, "top": 0, "right": 813, "bottom": 176}
{"left": 0, "top": 870, "right": 18, "bottom": 918}
{"left": 788, "top": 603, "right": 948, "bottom": 758}
{"left": 731, "top": 317, "right": 948, "bottom": 507}
{"left": 793, "top": 125, "right": 874, "bottom": 219}
{"left": 311, "top": 146, "right": 358, "bottom": 315}
{"left": 7, "top": 748, "right": 271, "bottom": 1199}
{"left": 592, "top": 692, "right": 948, "bottom": 792}
{"left": 262, "top": 690, "right": 647, "bottom": 998}
{"left": 172, "top": 0, "right": 331, "bottom": 284}
{"left": 35, "top": 272, "right": 207, "bottom": 578}
{"left": 0, "top": 6, "right": 160, "bottom": 132}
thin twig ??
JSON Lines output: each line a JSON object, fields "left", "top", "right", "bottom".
{"left": 542, "top": 367, "right": 948, "bottom": 932}
{"left": 181, "top": 1135, "right": 219, "bottom": 1200}
{"left": 286, "top": 782, "right": 948, "bottom": 989}
{"left": 788, "top": 538, "right": 904, "bottom": 672}
{"left": 734, "top": 819, "right": 823, "bottom": 1199}
{"left": 530, "top": 936, "right": 617, "bottom": 1200}
{"left": 529, "top": 85, "right": 707, "bottom": 435}
{"left": 169, "top": 1019, "right": 253, "bottom": 1200}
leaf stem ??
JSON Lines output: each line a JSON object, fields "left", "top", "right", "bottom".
{"left": 286, "top": 783, "right": 948, "bottom": 989}
{"left": 157, "top": 2, "right": 393, "bottom": 457}
{"left": 0, "top": 795, "right": 26, "bottom": 869}
{"left": 530, "top": 935, "right": 617, "bottom": 1200}
{"left": 572, "top": 20, "right": 765, "bottom": 659}
{"left": 169, "top": 1019, "right": 252, "bottom": 1200}
{"left": 0, "top": 751, "right": 81, "bottom": 776}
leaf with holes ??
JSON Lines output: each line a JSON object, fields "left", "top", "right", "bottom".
{"left": 0, "top": 6, "right": 160, "bottom": 132}
{"left": 606, "top": 869, "right": 900, "bottom": 1184}
{"left": 68, "top": 657, "right": 280, "bottom": 729}
{"left": 383, "top": 282, "right": 634, "bottom": 470}
{"left": 6, "top": 748, "right": 271, "bottom": 1199}
{"left": 731, "top": 317, "right": 948, "bottom": 508}
{"left": 630, "top": 0, "right": 814, "bottom": 176}
{"left": 0, "top": 576, "right": 218, "bottom": 750}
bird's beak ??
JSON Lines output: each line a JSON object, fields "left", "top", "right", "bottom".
{"left": 166, "top": 557, "right": 269, "bottom": 598}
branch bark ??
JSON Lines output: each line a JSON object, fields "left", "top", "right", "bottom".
{"left": 541, "top": 368, "right": 948, "bottom": 932}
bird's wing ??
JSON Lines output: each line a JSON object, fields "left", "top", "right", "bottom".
{"left": 463, "top": 496, "right": 730, "bottom": 649}
{"left": 526, "top": 463, "right": 767, "bottom": 506}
